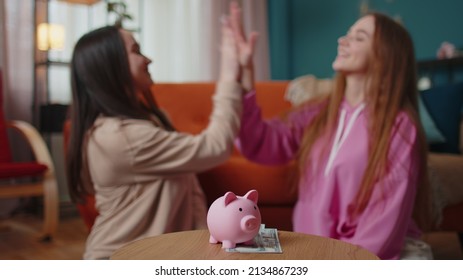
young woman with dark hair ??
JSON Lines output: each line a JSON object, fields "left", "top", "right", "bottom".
{"left": 67, "top": 12, "right": 249, "bottom": 259}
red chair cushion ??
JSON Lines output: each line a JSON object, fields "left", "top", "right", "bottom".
{"left": 0, "top": 162, "right": 48, "bottom": 179}
{"left": 0, "top": 117, "right": 11, "bottom": 163}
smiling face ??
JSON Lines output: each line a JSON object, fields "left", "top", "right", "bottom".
{"left": 332, "top": 15, "right": 375, "bottom": 75}
{"left": 119, "top": 29, "right": 153, "bottom": 93}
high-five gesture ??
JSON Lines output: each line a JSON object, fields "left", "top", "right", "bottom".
{"left": 229, "top": 1, "right": 258, "bottom": 92}
{"left": 219, "top": 15, "right": 240, "bottom": 83}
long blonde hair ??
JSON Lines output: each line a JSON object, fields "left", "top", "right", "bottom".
{"left": 297, "top": 13, "right": 431, "bottom": 230}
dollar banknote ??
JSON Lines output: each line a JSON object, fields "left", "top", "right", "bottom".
{"left": 225, "top": 224, "right": 283, "bottom": 253}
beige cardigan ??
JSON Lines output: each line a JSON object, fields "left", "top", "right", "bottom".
{"left": 83, "top": 82, "right": 242, "bottom": 259}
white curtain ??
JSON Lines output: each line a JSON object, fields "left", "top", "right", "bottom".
{"left": 1, "top": 0, "right": 34, "bottom": 122}
{"left": 143, "top": 0, "right": 270, "bottom": 82}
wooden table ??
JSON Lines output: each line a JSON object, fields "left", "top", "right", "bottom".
{"left": 111, "top": 230, "right": 379, "bottom": 260}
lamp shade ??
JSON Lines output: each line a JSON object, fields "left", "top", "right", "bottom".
{"left": 37, "top": 23, "right": 65, "bottom": 51}
{"left": 58, "top": 0, "right": 101, "bottom": 5}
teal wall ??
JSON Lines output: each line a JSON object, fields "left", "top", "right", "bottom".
{"left": 268, "top": 0, "right": 463, "bottom": 80}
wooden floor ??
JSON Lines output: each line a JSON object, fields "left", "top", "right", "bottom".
{"left": 0, "top": 214, "right": 87, "bottom": 260}
{"left": 0, "top": 214, "right": 462, "bottom": 260}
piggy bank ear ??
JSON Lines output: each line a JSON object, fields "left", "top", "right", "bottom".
{"left": 244, "top": 189, "right": 258, "bottom": 204}
{"left": 224, "top": 192, "right": 237, "bottom": 206}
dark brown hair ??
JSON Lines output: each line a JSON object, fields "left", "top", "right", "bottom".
{"left": 66, "top": 26, "right": 173, "bottom": 203}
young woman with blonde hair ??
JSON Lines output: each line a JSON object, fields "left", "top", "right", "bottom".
{"left": 231, "top": 5, "right": 431, "bottom": 259}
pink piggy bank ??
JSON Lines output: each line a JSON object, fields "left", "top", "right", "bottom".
{"left": 207, "top": 190, "right": 261, "bottom": 249}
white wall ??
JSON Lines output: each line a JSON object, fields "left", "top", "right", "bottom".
{"left": 3, "top": 0, "right": 34, "bottom": 122}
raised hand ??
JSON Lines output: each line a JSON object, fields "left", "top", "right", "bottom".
{"left": 219, "top": 15, "right": 240, "bottom": 83}
{"left": 228, "top": 1, "right": 258, "bottom": 92}
{"left": 229, "top": 1, "right": 258, "bottom": 69}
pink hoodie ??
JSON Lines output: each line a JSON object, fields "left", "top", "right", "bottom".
{"left": 237, "top": 91, "right": 421, "bottom": 259}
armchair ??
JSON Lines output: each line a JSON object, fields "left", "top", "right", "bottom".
{"left": 0, "top": 70, "right": 59, "bottom": 241}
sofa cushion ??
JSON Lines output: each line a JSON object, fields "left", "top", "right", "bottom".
{"left": 418, "top": 96, "right": 446, "bottom": 144}
{"left": 420, "top": 82, "right": 463, "bottom": 154}
{"left": 153, "top": 82, "right": 292, "bottom": 134}
{"left": 198, "top": 157, "right": 297, "bottom": 206}
{"left": 284, "top": 74, "right": 332, "bottom": 106}
{"left": 153, "top": 83, "right": 215, "bottom": 134}
{"left": 0, "top": 162, "right": 48, "bottom": 179}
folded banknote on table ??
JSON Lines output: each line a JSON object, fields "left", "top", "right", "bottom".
{"left": 225, "top": 224, "right": 282, "bottom": 253}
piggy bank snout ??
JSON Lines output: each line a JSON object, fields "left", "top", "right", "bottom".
{"left": 240, "top": 215, "right": 260, "bottom": 232}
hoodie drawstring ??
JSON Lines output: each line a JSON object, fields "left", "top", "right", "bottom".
{"left": 324, "top": 103, "right": 365, "bottom": 177}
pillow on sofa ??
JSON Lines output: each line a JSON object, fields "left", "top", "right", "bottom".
{"left": 418, "top": 96, "right": 446, "bottom": 144}
{"left": 284, "top": 74, "right": 332, "bottom": 106}
{"left": 420, "top": 82, "right": 463, "bottom": 154}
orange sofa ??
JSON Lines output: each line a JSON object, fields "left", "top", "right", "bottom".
{"left": 65, "top": 81, "right": 463, "bottom": 256}
{"left": 155, "top": 82, "right": 297, "bottom": 231}
{"left": 66, "top": 82, "right": 297, "bottom": 232}
{"left": 66, "top": 81, "right": 463, "bottom": 237}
